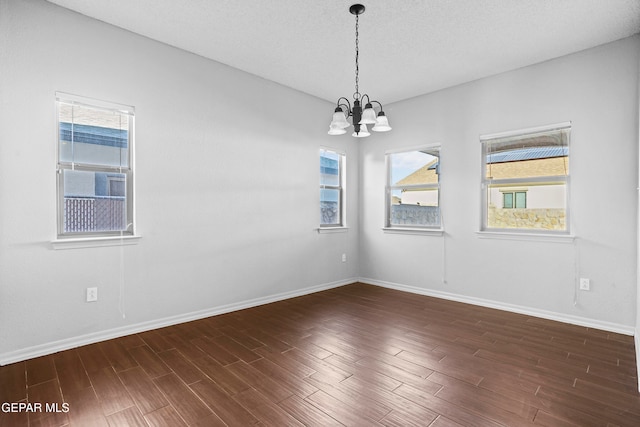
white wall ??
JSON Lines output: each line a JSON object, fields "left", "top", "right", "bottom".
{"left": 0, "top": 0, "right": 360, "bottom": 363}
{"left": 360, "top": 35, "right": 639, "bottom": 331}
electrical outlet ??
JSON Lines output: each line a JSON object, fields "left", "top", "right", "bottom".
{"left": 86, "top": 287, "right": 98, "bottom": 302}
{"left": 342, "top": 253, "right": 347, "bottom": 262}
{"left": 579, "top": 278, "right": 590, "bottom": 291}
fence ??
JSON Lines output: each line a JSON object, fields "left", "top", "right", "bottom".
{"left": 390, "top": 205, "right": 440, "bottom": 226}
{"left": 64, "top": 197, "right": 126, "bottom": 232}
{"left": 321, "top": 201, "right": 339, "bottom": 225}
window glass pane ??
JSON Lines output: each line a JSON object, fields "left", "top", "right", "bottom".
{"left": 320, "top": 149, "right": 344, "bottom": 227}
{"left": 62, "top": 169, "right": 127, "bottom": 233}
{"left": 59, "top": 103, "right": 129, "bottom": 167}
{"left": 485, "top": 128, "right": 569, "bottom": 180}
{"left": 488, "top": 183, "right": 566, "bottom": 230}
{"left": 503, "top": 192, "right": 514, "bottom": 209}
{"left": 390, "top": 150, "right": 439, "bottom": 185}
{"left": 320, "top": 188, "right": 340, "bottom": 225}
{"left": 320, "top": 150, "right": 340, "bottom": 187}
{"left": 483, "top": 125, "right": 569, "bottom": 232}
{"left": 389, "top": 188, "right": 440, "bottom": 227}
{"left": 387, "top": 148, "right": 441, "bottom": 228}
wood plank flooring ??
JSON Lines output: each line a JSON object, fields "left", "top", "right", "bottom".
{"left": 1, "top": 282, "right": 639, "bottom": 426}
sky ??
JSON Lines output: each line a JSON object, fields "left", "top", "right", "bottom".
{"left": 390, "top": 151, "right": 436, "bottom": 184}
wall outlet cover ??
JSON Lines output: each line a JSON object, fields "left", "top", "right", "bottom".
{"left": 579, "top": 278, "right": 590, "bottom": 291}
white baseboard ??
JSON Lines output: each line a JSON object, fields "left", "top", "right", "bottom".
{"left": 359, "top": 277, "right": 635, "bottom": 336}
{"left": 2, "top": 276, "right": 633, "bottom": 366}
{"left": 0, "top": 278, "right": 356, "bottom": 366}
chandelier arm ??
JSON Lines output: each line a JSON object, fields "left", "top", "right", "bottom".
{"left": 336, "top": 97, "right": 352, "bottom": 109}
{"left": 335, "top": 97, "right": 352, "bottom": 116}
{"left": 338, "top": 103, "right": 352, "bottom": 117}
{"left": 370, "top": 100, "right": 385, "bottom": 111}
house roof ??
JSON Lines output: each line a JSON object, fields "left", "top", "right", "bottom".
{"left": 487, "top": 146, "right": 568, "bottom": 163}
{"left": 396, "top": 159, "right": 439, "bottom": 186}
{"left": 396, "top": 146, "right": 569, "bottom": 186}
{"left": 486, "top": 147, "right": 569, "bottom": 179}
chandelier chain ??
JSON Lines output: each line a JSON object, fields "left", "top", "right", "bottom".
{"left": 354, "top": 14, "right": 360, "bottom": 100}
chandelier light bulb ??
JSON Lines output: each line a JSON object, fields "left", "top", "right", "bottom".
{"left": 360, "top": 103, "right": 377, "bottom": 124}
{"left": 330, "top": 109, "right": 350, "bottom": 129}
{"left": 372, "top": 112, "right": 392, "bottom": 132}
{"left": 352, "top": 124, "right": 370, "bottom": 137}
{"left": 328, "top": 125, "right": 347, "bottom": 135}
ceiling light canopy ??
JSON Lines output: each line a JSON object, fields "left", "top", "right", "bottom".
{"left": 328, "top": 4, "right": 391, "bottom": 138}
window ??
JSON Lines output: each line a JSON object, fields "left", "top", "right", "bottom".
{"left": 56, "top": 93, "right": 134, "bottom": 238}
{"left": 481, "top": 123, "right": 570, "bottom": 233}
{"left": 320, "top": 148, "right": 345, "bottom": 227}
{"left": 385, "top": 147, "right": 441, "bottom": 228}
{"left": 502, "top": 190, "right": 526, "bottom": 209}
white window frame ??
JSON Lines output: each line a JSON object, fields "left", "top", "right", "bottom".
{"left": 480, "top": 122, "right": 571, "bottom": 236}
{"left": 384, "top": 145, "right": 442, "bottom": 233}
{"left": 55, "top": 93, "right": 135, "bottom": 240}
{"left": 319, "top": 147, "right": 346, "bottom": 229}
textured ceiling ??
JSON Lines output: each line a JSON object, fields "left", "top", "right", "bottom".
{"left": 46, "top": 0, "right": 640, "bottom": 105}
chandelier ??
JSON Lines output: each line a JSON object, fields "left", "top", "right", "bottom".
{"left": 328, "top": 4, "right": 391, "bottom": 137}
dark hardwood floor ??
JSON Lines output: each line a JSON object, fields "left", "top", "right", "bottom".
{"left": 1, "top": 282, "right": 639, "bottom": 426}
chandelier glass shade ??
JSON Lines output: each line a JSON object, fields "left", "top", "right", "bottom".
{"left": 328, "top": 4, "right": 391, "bottom": 137}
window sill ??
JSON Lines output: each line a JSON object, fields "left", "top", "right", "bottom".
{"left": 317, "top": 227, "right": 349, "bottom": 234}
{"left": 476, "top": 230, "right": 574, "bottom": 243}
{"left": 383, "top": 227, "right": 444, "bottom": 236}
{"left": 52, "top": 235, "right": 142, "bottom": 250}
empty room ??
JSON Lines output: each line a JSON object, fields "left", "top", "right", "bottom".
{"left": 1, "top": 0, "right": 640, "bottom": 425}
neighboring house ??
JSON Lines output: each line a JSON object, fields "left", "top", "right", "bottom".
{"left": 394, "top": 158, "right": 439, "bottom": 206}
{"left": 320, "top": 152, "right": 340, "bottom": 225}
{"left": 389, "top": 157, "right": 440, "bottom": 227}
{"left": 486, "top": 146, "right": 568, "bottom": 210}
{"left": 391, "top": 147, "right": 568, "bottom": 230}
{"left": 59, "top": 119, "right": 129, "bottom": 233}
{"left": 320, "top": 154, "right": 339, "bottom": 185}
{"left": 393, "top": 147, "right": 567, "bottom": 209}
